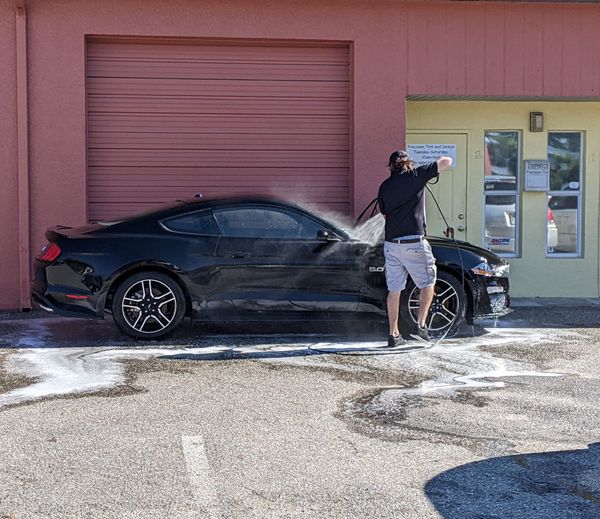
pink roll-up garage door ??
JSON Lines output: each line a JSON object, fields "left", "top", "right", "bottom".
{"left": 86, "top": 38, "right": 351, "bottom": 222}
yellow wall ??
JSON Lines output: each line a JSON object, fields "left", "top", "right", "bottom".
{"left": 407, "top": 101, "right": 600, "bottom": 297}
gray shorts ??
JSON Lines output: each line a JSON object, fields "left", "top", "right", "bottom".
{"left": 383, "top": 238, "right": 437, "bottom": 291}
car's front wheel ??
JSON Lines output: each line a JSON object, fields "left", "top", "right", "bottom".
{"left": 400, "top": 271, "right": 466, "bottom": 338}
{"left": 112, "top": 272, "right": 186, "bottom": 340}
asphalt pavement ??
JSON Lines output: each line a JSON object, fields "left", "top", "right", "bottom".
{"left": 0, "top": 301, "right": 600, "bottom": 518}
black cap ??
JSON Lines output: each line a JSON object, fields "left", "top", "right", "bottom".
{"left": 388, "top": 150, "right": 409, "bottom": 168}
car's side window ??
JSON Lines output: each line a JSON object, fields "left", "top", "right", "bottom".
{"left": 264, "top": 209, "right": 324, "bottom": 239}
{"left": 162, "top": 211, "right": 221, "bottom": 235}
{"left": 213, "top": 209, "right": 270, "bottom": 238}
{"left": 214, "top": 207, "right": 326, "bottom": 239}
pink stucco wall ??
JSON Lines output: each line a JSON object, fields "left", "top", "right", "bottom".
{"left": 21, "top": 0, "right": 409, "bottom": 312}
{"left": 22, "top": 0, "right": 408, "bottom": 234}
{"left": 2, "top": 0, "right": 600, "bottom": 310}
{"left": 406, "top": 1, "right": 600, "bottom": 97}
{"left": 0, "top": 0, "right": 19, "bottom": 310}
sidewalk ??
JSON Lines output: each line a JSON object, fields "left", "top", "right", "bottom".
{"left": 511, "top": 297, "right": 600, "bottom": 308}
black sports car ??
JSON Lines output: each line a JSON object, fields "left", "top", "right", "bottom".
{"left": 32, "top": 197, "right": 510, "bottom": 340}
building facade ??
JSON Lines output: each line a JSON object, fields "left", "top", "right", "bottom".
{"left": 2, "top": 0, "right": 600, "bottom": 310}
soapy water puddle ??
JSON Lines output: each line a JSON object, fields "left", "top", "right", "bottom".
{"left": 374, "top": 327, "right": 579, "bottom": 403}
{"left": 0, "top": 322, "right": 580, "bottom": 409}
{"left": 0, "top": 340, "right": 420, "bottom": 408}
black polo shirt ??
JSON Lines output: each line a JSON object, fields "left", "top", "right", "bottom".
{"left": 377, "top": 162, "right": 439, "bottom": 241}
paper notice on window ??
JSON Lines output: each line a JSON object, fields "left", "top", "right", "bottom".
{"left": 407, "top": 144, "right": 457, "bottom": 168}
{"left": 524, "top": 160, "right": 550, "bottom": 191}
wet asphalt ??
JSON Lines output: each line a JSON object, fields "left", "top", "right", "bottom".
{"left": 0, "top": 304, "right": 599, "bottom": 518}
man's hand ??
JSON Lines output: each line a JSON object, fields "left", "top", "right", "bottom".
{"left": 436, "top": 156, "right": 453, "bottom": 171}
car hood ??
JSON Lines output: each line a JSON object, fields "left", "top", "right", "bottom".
{"left": 426, "top": 235, "right": 507, "bottom": 266}
{"left": 368, "top": 234, "right": 506, "bottom": 267}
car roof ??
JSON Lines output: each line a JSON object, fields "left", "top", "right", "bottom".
{"left": 103, "top": 196, "right": 350, "bottom": 237}
{"left": 101, "top": 196, "right": 307, "bottom": 224}
{"left": 177, "top": 196, "right": 348, "bottom": 232}
{"left": 178, "top": 195, "right": 306, "bottom": 210}
{"left": 160, "top": 196, "right": 321, "bottom": 220}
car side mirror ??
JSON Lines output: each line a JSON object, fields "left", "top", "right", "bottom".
{"left": 317, "top": 230, "right": 341, "bottom": 242}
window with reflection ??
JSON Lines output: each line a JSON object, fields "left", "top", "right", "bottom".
{"left": 484, "top": 131, "right": 520, "bottom": 255}
{"left": 162, "top": 210, "right": 220, "bottom": 235}
{"left": 213, "top": 207, "right": 324, "bottom": 239}
{"left": 547, "top": 132, "right": 582, "bottom": 256}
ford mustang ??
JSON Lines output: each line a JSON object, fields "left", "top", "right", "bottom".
{"left": 32, "top": 197, "right": 510, "bottom": 339}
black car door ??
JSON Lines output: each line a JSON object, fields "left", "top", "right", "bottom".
{"left": 358, "top": 244, "right": 388, "bottom": 313}
{"left": 208, "top": 204, "right": 366, "bottom": 314}
{"left": 158, "top": 209, "right": 223, "bottom": 314}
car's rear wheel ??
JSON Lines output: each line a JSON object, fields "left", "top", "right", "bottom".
{"left": 400, "top": 271, "right": 466, "bottom": 338}
{"left": 112, "top": 272, "right": 186, "bottom": 340}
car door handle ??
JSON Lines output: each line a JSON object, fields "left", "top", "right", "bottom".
{"left": 228, "top": 252, "right": 252, "bottom": 259}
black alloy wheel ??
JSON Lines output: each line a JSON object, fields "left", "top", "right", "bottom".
{"left": 112, "top": 272, "right": 186, "bottom": 340}
{"left": 400, "top": 271, "right": 466, "bottom": 338}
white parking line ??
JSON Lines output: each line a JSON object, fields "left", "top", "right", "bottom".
{"left": 181, "top": 435, "right": 220, "bottom": 518}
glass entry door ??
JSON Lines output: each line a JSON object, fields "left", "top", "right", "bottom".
{"left": 406, "top": 133, "right": 468, "bottom": 240}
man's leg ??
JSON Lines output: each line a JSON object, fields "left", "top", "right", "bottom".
{"left": 403, "top": 239, "right": 437, "bottom": 339}
{"left": 383, "top": 242, "right": 407, "bottom": 339}
{"left": 417, "top": 285, "right": 435, "bottom": 328}
{"left": 387, "top": 290, "right": 401, "bottom": 337}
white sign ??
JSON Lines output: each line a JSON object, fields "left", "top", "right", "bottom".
{"left": 524, "top": 160, "right": 550, "bottom": 191}
{"left": 407, "top": 144, "right": 457, "bottom": 168}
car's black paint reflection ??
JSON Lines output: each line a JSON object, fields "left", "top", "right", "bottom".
{"left": 32, "top": 197, "right": 510, "bottom": 339}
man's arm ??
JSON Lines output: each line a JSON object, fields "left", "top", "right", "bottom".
{"left": 436, "top": 156, "right": 453, "bottom": 171}
{"left": 377, "top": 187, "right": 386, "bottom": 216}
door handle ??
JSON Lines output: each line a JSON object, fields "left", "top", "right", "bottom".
{"left": 228, "top": 252, "right": 252, "bottom": 259}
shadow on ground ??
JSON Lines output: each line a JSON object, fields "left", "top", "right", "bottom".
{"left": 0, "top": 314, "right": 441, "bottom": 359}
{"left": 0, "top": 312, "right": 395, "bottom": 351}
{"left": 1, "top": 303, "right": 598, "bottom": 351}
{"left": 426, "top": 443, "right": 600, "bottom": 518}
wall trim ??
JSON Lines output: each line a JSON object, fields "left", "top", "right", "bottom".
{"left": 16, "top": 0, "right": 31, "bottom": 309}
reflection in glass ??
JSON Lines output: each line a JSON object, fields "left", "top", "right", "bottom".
{"left": 213, "top": 208, "right": 323, "bottom": 239}
{"left": 484, "top": 194, "right": 517, "bottom": 254}
{"left": 548, "top": 196, "right": 578, "bottom": 254}
{"left": 547, "top": 132, "right": 581, "bottom": 256}
{"left": 484, "top": 131, "right": 519, "bottom": 192}
{"left": 163, "top": 211, "right": 220, "bottom": 235}
{"left": 548, "top": 133, "right": 581, "bottom": 191}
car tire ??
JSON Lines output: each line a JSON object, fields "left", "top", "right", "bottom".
{"left": 112, "top": 272, "right": 186, "bottom": 340}
{"left": 400, "top": 271, "right": 466, "bottom": 339}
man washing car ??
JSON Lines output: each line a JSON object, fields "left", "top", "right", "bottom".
{"left": 378, "top": 150, "right": 453, "bottom": 347}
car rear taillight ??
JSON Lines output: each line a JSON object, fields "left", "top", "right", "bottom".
{"left": 547, "top": 208, "right": 555, "bottom": 223}
{"left": 37, "top": 242, "right": 61, "bottom": 262}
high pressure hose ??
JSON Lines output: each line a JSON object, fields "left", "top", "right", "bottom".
{"left": 355, "top": 197, "right": 380, "bottom": 224}
{"left": 424, "top": 182, "right": 467, "bottom": 344}
{"left": 307, "top": 182, "right": 470, "bottom": 355}
{"left": 353, "top": 180, "right": 467, "bottom": 346}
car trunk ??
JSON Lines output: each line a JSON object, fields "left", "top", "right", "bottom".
{"left": 45, "top": 224, "right": 105, "bottom": 242}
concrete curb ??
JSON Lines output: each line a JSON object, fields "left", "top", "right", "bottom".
{"left": 511, "top": 297, "right": 600, "bottom": 308}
